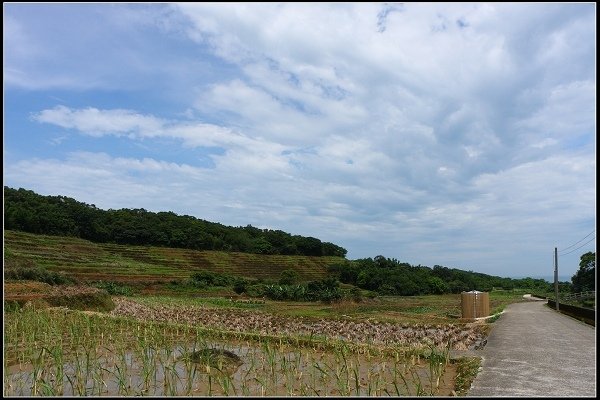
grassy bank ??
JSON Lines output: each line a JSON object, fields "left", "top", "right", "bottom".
{"left": 4, "top": 230, "right": 344, "bottom": 287}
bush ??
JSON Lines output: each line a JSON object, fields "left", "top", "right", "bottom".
{"left": 233, "top": 280, "right": 247, "bottom": 294}
{"left": 279, "top": 269, "right": 300, "bottom": 285}
{"left": 47, "top": 291, "right": 115, "bottom": 312}
{"left": 348, "top": 287, "right": 362, "bottom": 302}
{"left": 261, "top": 278, "right": 342, "bottom": 302}
{"left": 306, "top": 278, "right": 343, "bottom": 302}
{"left": 245, "top": 283, "right": 267, "bottom": 297}
{"left": 190, "top": 270, "right": 235, "bottom": 287}
{"left": 4, "top": 265, "right": 74, "bottom": 285}
{"left": 92, "top": 281, "right": 134, "bottom": 296}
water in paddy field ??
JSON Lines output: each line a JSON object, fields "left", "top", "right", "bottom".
{"left": 4, "top": 340, "right": 455, "bottom": 396}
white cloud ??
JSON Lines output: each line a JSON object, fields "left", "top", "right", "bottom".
{"left": 32, "top": 106, "right": 165, "bottom": 137}
{"left": 3, "top": 14, "right": 46, "bottom": 64}
{"left": 176, "top": 3, "right": 595, "bottom": 184}
{"left": 516, "top": 80, "right": 596, "bottom": 142}
{"left": 5, "top": 3, "right": 596, "bottom": 278}
{"left": 531, "top": 138, "right": 558, "bottom": 149}
{"left": 6, "top": 147, "right": 594, "bottom": 279}
{"left": 31, "top": 106, "right": 287, "bottom": 158}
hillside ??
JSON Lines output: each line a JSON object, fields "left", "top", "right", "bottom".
{"left": 4, "top": 186, "right": 347, "bottom": 257}
{"left": 4, "top": 230, "right": 346, "bottom": 285}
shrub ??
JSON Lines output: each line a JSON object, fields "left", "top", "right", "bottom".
{"left": 245, "top": 283, "right": 267, "bottom": 297}
{"left": 4, "top": 265, "right": 74, "bottom": 285}
{"left": 191, "top": 270, "right": 236, "bottom": 287}
{"left": 306, "top": 277, "right": 343, "bottom": 302}
{"left": 348, "top": 286, "right": 362, "bottom": 302}
{"left": 233, "top": 280, "right": 247, "bottom": 294}
{"left": 47, "top": 291, "right": 115, "bottom": 312}
{"left": 365, "top": 290, "right": 378, "bottom": 299}
{"left": 92, "top": 281, "right": 134, "bottom": 296}
{"left": 261, "top": 278, "right": 342, "bottom": 302}
{"left": 279, "top": 269, "right": 300, "bottom": 285}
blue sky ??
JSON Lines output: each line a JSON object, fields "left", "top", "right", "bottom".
{"left": 4, "top": 3, "right": 596, "bottom": 280}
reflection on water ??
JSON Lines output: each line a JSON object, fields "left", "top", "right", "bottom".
{"left": 4, "top": 339, "right": 455, "bottom": 396}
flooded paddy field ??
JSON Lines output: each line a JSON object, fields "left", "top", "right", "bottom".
{"left": 4, "top": 297, "right": 484, "bottom": 396}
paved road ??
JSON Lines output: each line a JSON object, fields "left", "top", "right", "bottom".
{"left": 468, "top": 299, "right": 596, "bottom": 397}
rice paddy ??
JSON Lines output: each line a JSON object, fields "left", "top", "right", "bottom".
{"left": 4, "top": 230, "right": 526, "bottom": 396}
{"left": 4, "top": 305, "right": 465, "bottom": 396}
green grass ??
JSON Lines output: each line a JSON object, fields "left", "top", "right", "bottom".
{"left": 453, "top": 357, "right": 481, "bottom": 396}
{"left": 4, "top": 307, "right": 459, "bottom": 396}
{"left": 4, "top": 230, "right": 344, "bottom": 286}
{"left": 133, "top": 296, "right": 266, "bottom": 310}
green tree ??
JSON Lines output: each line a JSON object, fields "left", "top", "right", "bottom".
{"left": 427, "top": 276, "right": 449, "bottom": 294}
{"left": 251, "top": 237, "right": 274, "bottom": 254}
{"left": 3, "top": 186, "right": 348, "bottom": 257}
{"left": 279, "top": 269, "right": 299, "bottom": 285}
{"left": 295, "top": 236, "right": 323, "bottom": 256}
{"left": 571, "top": 252, "right": 596, "bottom": 292}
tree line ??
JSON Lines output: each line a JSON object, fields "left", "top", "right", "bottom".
{"left": 3, "top": 187, "right": 347, "bottom": 257}
{"left": 327, "top": 255, "right": 563, "bottom": 295}
{"left": 571, "top": 251, "right": 595, "bottom": 293}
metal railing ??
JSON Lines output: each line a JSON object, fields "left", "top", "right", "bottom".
{"left": 561, "top": 291, "right": 595, "bottom": 301}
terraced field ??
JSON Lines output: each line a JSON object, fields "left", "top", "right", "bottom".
{"left": 4, "top": 230, "right": 345, "bottom": 284}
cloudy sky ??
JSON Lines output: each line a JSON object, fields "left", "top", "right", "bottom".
{"left": 4, "top": 3, "right": 596, "bottom": 280}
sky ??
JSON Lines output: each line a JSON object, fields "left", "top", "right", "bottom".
{"left": 3, "top": 3, "right": 596, "bottom": 281}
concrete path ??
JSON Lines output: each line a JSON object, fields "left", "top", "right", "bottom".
{"left": 468, "top": 299, "right": 596, "bottom": 397}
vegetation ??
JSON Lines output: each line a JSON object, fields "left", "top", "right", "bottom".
{"left": 6, "top": 187, "right": 586, "bottom": 396}
{"left": 3, "top": 269, "right": 530, "bottom": 396}
{"left": 4, "top": 186, "right": 577, "bottom": 301}
{"left": 4, "top": 230, "right": 342, "bottom": 287}
{"left": 123, "top": 290, "right": 525, "bottom": 326}
{"left": 4, "top": 282, "right": 115, "bottom": 312}
{"left": 571, "top": 251, "right": 595, "bottom": 293}
{"left": 4, "top": 249, "right": 74, "bottom": 285}
{"left": 262, "top": 277, "right": 343, "bottom": 302}
{"left": 183, "top": 270, "right": 344, "bottom": 302}
{"left": 6, "top": 228, "right": 571, "bottom": 301}
{"left": 4, "top": 186, "right": 346, "bottom": 257}
{"left": 453, "top": 357, "right": 481, "bottom": 396}
{"left": 4, "top": 263, "right": 74, "bottom": 286}
{"left": 327, "top": 256, "right": 560, "bottom": 297}
{"left": 91, "top": 281, "right": 135, "bottom": 296}
{"left": 4, "top": 306, "right": 471, "bottom": 396}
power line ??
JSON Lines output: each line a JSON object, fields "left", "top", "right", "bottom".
{"left": 559, "top": 229, "right": 596, "bottom": 252}
{"left": 559, "top": 236, "right": 596, "bottom": 256}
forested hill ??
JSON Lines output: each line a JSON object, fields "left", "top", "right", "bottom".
{"left": 3, "top": 187, "right": 347, "bottom": 257}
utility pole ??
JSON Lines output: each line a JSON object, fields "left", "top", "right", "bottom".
{"left": 554, "top": 247, "right": 559, "bottom": 311}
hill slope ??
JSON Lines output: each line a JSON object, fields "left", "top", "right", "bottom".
{"left": 4, "top": 230, "right": 346, "bottom": 284}
{"left": 4, "top": 186, "right": 347, "bottom": 257}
